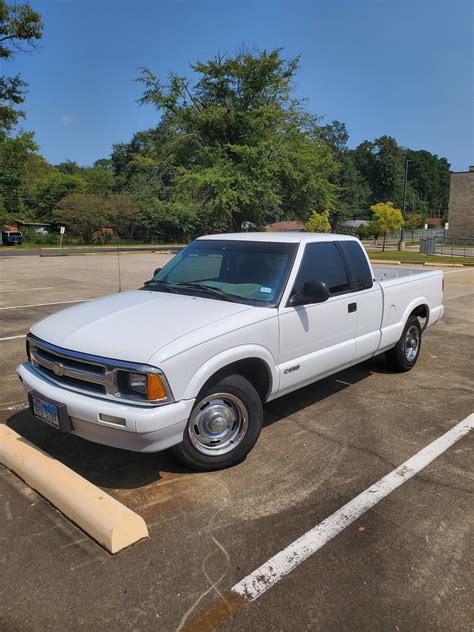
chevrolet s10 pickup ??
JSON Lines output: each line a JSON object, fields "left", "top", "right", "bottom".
{"left": 19, "top": 233, "right": 444, "bottom": 470}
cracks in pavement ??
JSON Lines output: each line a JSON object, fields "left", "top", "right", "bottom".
{"left": 176, "top": 479, "right": 233, "bottom": 632}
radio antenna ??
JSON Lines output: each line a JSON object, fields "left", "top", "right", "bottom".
{"left": 117, "top": 244, "right": 122, "bottom": 293}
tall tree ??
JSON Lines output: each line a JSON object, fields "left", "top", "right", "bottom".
{"left": 136, "top": 49, "right": 339, "bottom": 234}
{"left": 0, "top": 1, "right": 43, "bottom": 217}
{"left": 370, "top": 201, "right": 404, "bottom": 251}
{"left": 0, "top": 1, "right": 43, "bottom": 134}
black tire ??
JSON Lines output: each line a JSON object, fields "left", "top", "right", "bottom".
{"left": 172, "top": 374, "right": 263, "bottom": 471}
{"left": 385, "top": 315, "right": 422, "bottom": 372}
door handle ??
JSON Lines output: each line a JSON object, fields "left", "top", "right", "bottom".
{"left": 348, "top": 302, "right": 357, "bottom": 313}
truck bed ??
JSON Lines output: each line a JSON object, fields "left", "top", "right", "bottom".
{"left": 373, "top": 265, "right": 440, "bottom": 283}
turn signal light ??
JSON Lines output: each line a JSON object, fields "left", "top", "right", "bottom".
{"left": 146, "top": 373, "right": 167, "bottom": 400}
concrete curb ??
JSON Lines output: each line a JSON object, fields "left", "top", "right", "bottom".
{"left": 0, "top": 425, "right": 148, "bottom": 553}
{"left": 370, "top": 259, "right": 401, "bottom": 265}
{"left": 423, "top": 262, "right": 464, "bottom": 268}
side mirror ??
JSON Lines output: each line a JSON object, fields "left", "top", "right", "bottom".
{"left": 289, "top": 280, "right": 330, "bottom": 307}
{"left": 153, "top": 267, "right": 162, "bottom": 277}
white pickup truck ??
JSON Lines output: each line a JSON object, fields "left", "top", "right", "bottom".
{"left": 19, "top": 233, "right": 444, "bottom": 470}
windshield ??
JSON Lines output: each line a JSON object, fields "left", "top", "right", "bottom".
{"left": 143, "top": 239, "right": 298, "bottom": 307}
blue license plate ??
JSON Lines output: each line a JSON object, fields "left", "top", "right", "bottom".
{"left": 31, "top": 395, "right": 60, "bottom": 429}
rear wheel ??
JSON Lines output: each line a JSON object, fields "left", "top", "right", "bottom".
{"left": 173, "top": 374, "right": 263, "bottom": 471}
{"left": 385, "top": 316, "right": 422, "bottom": 372}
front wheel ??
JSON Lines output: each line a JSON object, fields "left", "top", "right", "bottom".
{"left": 385, "top": 316, "right": 422, "bottom": 372}
{"left": 172, "top": 374, "right": 263, "bottom": 471}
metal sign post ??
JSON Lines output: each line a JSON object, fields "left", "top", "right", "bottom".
{"left": 59, "top": 226, "right": 65, "bottom": 254}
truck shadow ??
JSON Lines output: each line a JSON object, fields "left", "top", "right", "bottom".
{"left": 5, "top": 355, "right": 388, "bottom": 491}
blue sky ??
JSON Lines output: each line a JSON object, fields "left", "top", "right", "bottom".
{"left": 10, "top": 0, "right": 473, "bottom": 170}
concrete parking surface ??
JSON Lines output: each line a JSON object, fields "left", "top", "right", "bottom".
{"left": 0, "top": 253, "right": 473, "bottom": 631}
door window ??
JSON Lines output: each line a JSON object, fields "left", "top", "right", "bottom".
{"left": 293, "top": 242, "right": 350, "bottom": 296}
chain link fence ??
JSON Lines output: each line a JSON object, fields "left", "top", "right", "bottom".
{"left": 420, "top": 237, "right": 474, "bottom": 258}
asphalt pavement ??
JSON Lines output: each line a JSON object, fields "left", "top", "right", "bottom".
{"left": 0, "top": 253, "right": 472, "bottom": 631}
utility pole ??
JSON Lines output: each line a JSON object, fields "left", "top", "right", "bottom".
{"left": 398, "top": 158, "right": 409, "bottom": 251}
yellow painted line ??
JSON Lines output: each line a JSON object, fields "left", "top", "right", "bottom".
{"left": 0, "top": 425, "right": 148, "bottom": 553}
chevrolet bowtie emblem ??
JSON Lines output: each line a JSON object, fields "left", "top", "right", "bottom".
{"left": 52, "top": 362, "right": 65, "bottom": 377}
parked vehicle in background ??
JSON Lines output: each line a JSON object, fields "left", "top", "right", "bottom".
{"left": 18, "top": 233, "right": 444, "bottom": 471}
{"left": 1, "top": 229, "right": 23, "bottom": 246}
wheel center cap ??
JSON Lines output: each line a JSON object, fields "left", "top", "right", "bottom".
{"left": 206, "top": 414, "right": 228, "bottom": 434}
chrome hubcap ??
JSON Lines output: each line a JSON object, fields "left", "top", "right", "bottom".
{"left": 404, "top": 325, "right": 420, "bottom": 361}
{"left": 188, "top": 393, "right": 248, "bottom": 456}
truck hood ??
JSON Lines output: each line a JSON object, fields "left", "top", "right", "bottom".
{"left": 30, "top": 290, "right": 253, "bottom": 364}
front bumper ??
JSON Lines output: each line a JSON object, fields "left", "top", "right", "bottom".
{"left": 18, "top": 363, "right": 195, "bottom": 453}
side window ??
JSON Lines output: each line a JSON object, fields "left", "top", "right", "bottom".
{"left": 294, "top": 242, "right": 350, "bottom": 296}
{"left": 340, "top": 241, "right": 373, "bottom": 291}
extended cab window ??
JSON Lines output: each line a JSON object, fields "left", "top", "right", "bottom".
{"left": 293, "top": 242, "right": 350, "bottom": 296}
{"left": 339, "top": 241, "right": 373, "bottom": 291}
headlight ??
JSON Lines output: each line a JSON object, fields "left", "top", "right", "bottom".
{"left": 128, "top": 372, "right": 147, "bottom": 395}
{"left": 116, "top": 370, "right": 170, "bottom": 402}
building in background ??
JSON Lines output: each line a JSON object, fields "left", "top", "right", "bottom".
{"left": 448, "top": 166, "right": 474, "bottom": 237}
{"left": 266, "top": 220, "right": 303, "bottom": 232}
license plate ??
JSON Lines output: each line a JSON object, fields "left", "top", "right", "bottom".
{"left": 28, "top": 392, "right": 72, "bottom": 432}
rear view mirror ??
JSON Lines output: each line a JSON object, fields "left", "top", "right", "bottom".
{"left": 154, "top": 267, "right": 162, "bottom": 276}
{"left": 289, "top": 280, "right": 330, "bottom": 307}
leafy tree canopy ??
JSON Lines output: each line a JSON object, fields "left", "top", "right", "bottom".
{"left": 370, "top": 201, "right": 404, "bottom": 250}
{"left": 304, "top": 210, "right": 331, "bottom": 233}
{"left": 134, "top": 48, "right": 339, "bottom": 233}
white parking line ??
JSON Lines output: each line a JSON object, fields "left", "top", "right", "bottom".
{"left": 232, "top": 413, "right": 474, "bottom": 601}
{"left": 0, "top": 286, "right": 54, "bottom": 293}
{"left": 0, "top": 335, "right": 26, "bottom": 341}
{"left": 0, "top": 299, "right": 90, "bottom": 311}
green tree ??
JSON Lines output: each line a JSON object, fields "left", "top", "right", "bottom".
{"left": 32, "top": 171, "right": 86, "bottom": 219}
{"left": 356, "top": 223, "right": 368, "bottom": 240}
{"left": 110, "top": 193, "right": 144, "bottom": 239}
{"left": 304, "top": 210, "right": 331, "bottom": 233}
{"left": 370, "top": 201, "right": 404, "bottom": 251}
{"left": 136, "top": 49, "right": 338, "bottom": 234}
{"left": 0, "top": 1, "right": 43, "bottom": 134}
{"left": 84, "top": 166, "right": 114, "bottom": 195}
{"left": 352, "top": 136, "right": 405, "bottom": 206}
{"left": 0, "top": 131, "right": 37, "bottom": 214}
{"left": 54, "top": 194, "right": 114, "bottom": 243}
{"left": 0, "top": 1, "right": 43, "bottom": 216}
{"left": 404, "top": 212, "right": 423, "bottom": 243}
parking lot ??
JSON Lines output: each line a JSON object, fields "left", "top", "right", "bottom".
{"left": 0, "top": 252, "right": 472, "bottom": 631}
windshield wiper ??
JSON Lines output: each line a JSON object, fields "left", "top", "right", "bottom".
{"left": 142, "top": 280, "right": 177, "bottom": 293}
{"left": 174, "top": 282, "right": 241, "bottom": 303}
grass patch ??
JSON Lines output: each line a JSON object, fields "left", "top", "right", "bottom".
{"left": 367, "top": 250, "right": 473, "bottom": 264}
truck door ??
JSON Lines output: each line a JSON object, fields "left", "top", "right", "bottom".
{"left": 277, "top": 242, "right": 357, "bottom": 396}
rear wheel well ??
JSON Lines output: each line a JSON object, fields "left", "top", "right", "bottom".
{"left": 200, "top": 358, "right": 272, "bottom": 402}
{"left": 409, "top": 304, "right": 429, "bottom": 330}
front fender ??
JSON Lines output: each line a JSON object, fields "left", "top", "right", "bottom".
{"left": 181, "top": 344, "right": 279, "bottom": 402}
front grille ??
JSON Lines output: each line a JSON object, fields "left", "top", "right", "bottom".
{"left": 26, "top": 335, "right": 174, "bottom": 406}
{"left": 29, "top": 337, "right": 113, "bottom": 397}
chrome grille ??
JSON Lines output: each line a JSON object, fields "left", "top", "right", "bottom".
{"left": 29, "top": 337, "right": 112, "bottom": 396}
{"left": 27, "top": 335, "right": 174, "bottom": 406}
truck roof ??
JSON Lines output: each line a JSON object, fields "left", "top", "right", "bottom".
{"left": 197, "top": 232, "right": 359, "bottom": 244}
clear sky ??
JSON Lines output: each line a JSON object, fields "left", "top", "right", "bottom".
{"left": 10, "top": 0, "right": 473, "bottom": 171}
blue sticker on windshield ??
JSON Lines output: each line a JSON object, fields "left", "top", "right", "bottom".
{"left": 259, "top": 286, "right": 272, "bottom": 294}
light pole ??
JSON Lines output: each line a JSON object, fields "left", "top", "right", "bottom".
{"left": 398, "top": 158, "right": 410, "bottom": 251}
